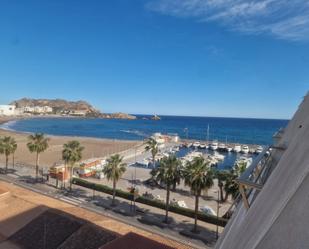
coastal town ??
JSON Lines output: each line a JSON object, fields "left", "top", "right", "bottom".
{"left": 0, "top": 0, "right": 307, "bottom": 248}
{"left": 0, "top": 98, "right": 137, "bottom": 119}
{"left": 0, "top": 108, "right": 269, "bottom": 248}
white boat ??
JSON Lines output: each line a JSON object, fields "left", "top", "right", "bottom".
{"left": 227, "top": 147, "right": 233, "bottom": 152}
{"left": 193, "top": 141, "right": 201, "bottom": 148}
{"left": 218, "top": 143, "right": 226, "bottom": 151}
{"left": 249, "top": 148, "right": 256, "bottom": 154}
{"left": 199, "top": 143, "right": 207, "bottom": 149}
{"left": 233, "top": 145, "right": 241, "bottom": 153}
{"left": 213, "top": 152, "right": 225, "bottom": 161}
{"left": 255, "top": 146, "right": 263, "bottom": 154}
{"left": 235, "top": 156, "right": 253, "bottom": 168}
{"left": 184, "top": 151, "right": 203, "bottom": 162}
{"left": 241, "top": 145, "right": 250, "bottom": 154}
{"left": 210, "top": 141, "right": 218, "bottom": 150}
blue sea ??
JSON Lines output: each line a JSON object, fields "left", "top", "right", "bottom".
{"left": 1, "top": 115, "right": 288, "bottom": 145}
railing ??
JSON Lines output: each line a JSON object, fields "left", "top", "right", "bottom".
{"left": 236, "top": 146, "right": 272, "bottom": 210}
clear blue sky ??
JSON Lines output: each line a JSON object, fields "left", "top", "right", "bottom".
{"left": 0, "top": 0, "right": 308, "bottom": 119}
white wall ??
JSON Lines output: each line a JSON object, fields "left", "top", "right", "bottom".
{"left": 0, "top": 105, "right": 16, "bottom": 116}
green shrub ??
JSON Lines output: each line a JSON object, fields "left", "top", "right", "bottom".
{"left": 73, "top": 178, "right": 227, "bottom": 227}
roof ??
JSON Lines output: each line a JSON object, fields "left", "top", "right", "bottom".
{"left": 0, "top": 181, "right": 192, "bottom": 249}
{"left": 215, "top": 93, "right": 309, "bottom": 249}
{"left": 100, "top": 232, "right": 176, "bottom": 249}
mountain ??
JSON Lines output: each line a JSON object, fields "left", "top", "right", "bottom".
{"left": 10, "top": 98, "right": 136, "bottom": 119}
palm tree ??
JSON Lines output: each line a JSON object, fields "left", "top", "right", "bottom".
{"left": 12, "top": 140, "right": 17, "bottom": 169}
{"left": 62, "top": 140, "right": 84, "bottom": 191}
{"left": 103, "top": 154, "right": 126, "bottom": 206}
{"left": 216, "top": 170, "right": 229, "bottom": 202}
{"left": 224, "top": 169, "right": 240, "bottom": 201}
{"left": 183, "top": 156, "right": 214, "bottom": 233}
{"left": 0, "top": 136, "right": 17, "bottom": 174}
{"left": 27, "top": 133, "right": 49, "bottom": 181}
{"left": 151, "top": 155, "right": 182, "bottom": 223}
{"left": 144, "top": 137, "right": 158, "bottom": 168}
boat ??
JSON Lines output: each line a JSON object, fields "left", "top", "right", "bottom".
{"left": 193, "top": 141, "right": 201, "bottom": 148}
{"left": 235, "top": 156, "right": 253, "bottom": 168}
{"left": 199, "top": 143, "right": 207, "bottom": 149}
{"left": 184, "top": 151, "right": 203, "bottom": 162}
{"left": 233, "top": 145, "right": 241, "bottom": 153}
{"left": 184, "top": 142, "right": 193, "bottom": 148}
{"left": 151, "top": 114, "right": 161, "bottom": 120}
{"left": 210, "top": 141, "right": 218, "bottom": 150}
{"left": 249, "top": 148, "right": 256, "bottom": 154}
{"left": 213, "top": 152, "right": 225, "bottom": 161}
{"left": 241, "top": 145, "right": 250, "bottom": 154}
{"left": 255, "top": 145, "right": 263, "bottom": 154}
{"left": 227, "top": 147, "right": 233, "bottom": 152}
{"left": 218, "top": 143, "right": 226, "bottom": 152}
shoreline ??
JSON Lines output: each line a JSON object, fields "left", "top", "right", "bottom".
{"left": 0, "top": 116, "right": 142, "bottom": 143}
{"left": 0, "top": 116, "right": 141, "bottom": 168}
{"left": 0, "top": 116, "right": 266, "bottom": 146}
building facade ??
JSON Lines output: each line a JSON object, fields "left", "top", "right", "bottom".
{"left": 0, "top": 105, "right": 16, "bottom": 116}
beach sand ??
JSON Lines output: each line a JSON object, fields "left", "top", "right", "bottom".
{"left": 0, "top": 116, "right": 231, "bottom": 217}
{"left": 0, "top": 117, "right": 140, "bottom": 167}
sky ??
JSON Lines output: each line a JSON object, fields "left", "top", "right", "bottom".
{"left": 0, "top": 0, "right": 308, "bottom": 119}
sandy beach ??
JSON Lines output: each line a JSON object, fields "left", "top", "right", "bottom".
{"left": 0, "top": 116, "right": 140, "bottom": 167}
{"left": 0, "top": 116, "right": 231, "bottom": 217}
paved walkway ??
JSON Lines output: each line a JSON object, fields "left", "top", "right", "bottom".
{"left": 0, "top": 163, "right": 224, "bottom": 249}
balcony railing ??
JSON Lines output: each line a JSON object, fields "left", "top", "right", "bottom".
{"left": 236, "top": 146, "right": 273, "bottom": 209}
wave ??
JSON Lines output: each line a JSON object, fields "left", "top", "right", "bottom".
{"left": 0, "top": 120, "right": 18, "bottom": 132}
{"left": 120, "top": 129, "right": 148, "bottom": 137}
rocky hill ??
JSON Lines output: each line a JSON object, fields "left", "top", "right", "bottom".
{"left": 11, "top": 98, "right": 100, "bottom": 116}
{"left": 10, "top": 98, "right": 136, "bottom": 119}
{"left": 102, "top": 112, "right": 137, "bottom": 120}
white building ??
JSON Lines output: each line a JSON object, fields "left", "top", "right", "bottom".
{"left": 23, "top": 106, "right": 53, "bottom": 114}
{"left": 42, "top": 106, "right": 53, "bottom": 113}
{"left": 23, "top": 106, "right": 35, "bottom": 113}
{"left": 0, "top": 105, "right": 16, "bottom": 116}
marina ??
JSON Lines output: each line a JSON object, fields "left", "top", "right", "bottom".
{"left": 128, "top": 133, "right": 263, "bottom": 171}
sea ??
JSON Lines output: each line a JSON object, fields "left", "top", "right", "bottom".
{"left": 1, "top": 115, "right": 288, "bottom": 145}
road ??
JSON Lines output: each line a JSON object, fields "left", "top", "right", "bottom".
{"left": 0, "top": 168, "right": 217, "bottom": 249}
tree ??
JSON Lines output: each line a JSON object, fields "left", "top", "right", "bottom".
{"left": 215, "top": 170, "right": 229, "bottom": 202}
{"left": 62, "top": 140, "right": 84, "bottom": 191}
{"left": 103, "top": 154, "right": 126, "bottom": 206}
{"left": 0, "top": 136, "right": 17, "bottom": 174}
{"left": 183, "top": 156, "right": 214, "bottom": 233}
{"left": 222, "top": 160, "right": 248, "bottom": 202}
{"left": 27, "top": 133, "right": 49, "bottom": 181}
{"left": 224, "top": 169, "right": 240, "bottom": 201}
{"left": 11, "top": 140, "right": 17, "bottom": 168}
{"left": 144, "top": 137, "right": 158, "bottom": 168}
{"left": 151, "top": 155, "right": 182, "bottom": 223}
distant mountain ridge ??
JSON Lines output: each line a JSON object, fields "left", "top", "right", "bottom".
{"left": 10, "top": 98, "right": 136, "bottom": 119}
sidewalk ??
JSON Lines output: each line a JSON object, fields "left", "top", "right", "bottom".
{"left": 0, "top": 163, "right": 223, "bottom": 249}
